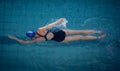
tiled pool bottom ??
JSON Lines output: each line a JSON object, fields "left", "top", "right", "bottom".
{"left": 0, "top": 39, "right": 120, "bottom": 71}
{"left": 0, "top": 0, "right": 120, "bottom": 71}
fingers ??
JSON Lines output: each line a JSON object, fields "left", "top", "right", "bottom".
{"left": 60, "top": 18, "right": 66, "bottom": 22}
{"left": 8, "top": 35, "right": 12, "bottom": 38}
{"left": 7, "top": 35, "right": 16, "bottom": 40}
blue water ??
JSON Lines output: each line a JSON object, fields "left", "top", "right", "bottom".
{"left": 0, "top": 0, "right": 120, "bottom": 71}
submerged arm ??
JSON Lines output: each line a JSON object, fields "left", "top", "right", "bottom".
{"left": 8, "top": 35, "right": 39, "bottom": 44}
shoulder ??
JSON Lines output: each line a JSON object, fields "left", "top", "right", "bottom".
{"left": 38, "top": 27, "right": 46, "bottom": 31}
{"left": 37, "top": 27, "right": 46, "bottom": 35}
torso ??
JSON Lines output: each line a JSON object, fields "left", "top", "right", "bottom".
{"left": 46, "top": 32, "right": 54, "bottom": 40}
{"left": 35, "top": 32, "right": 54, "bottom": 41}
{"left": 36, "top": 28, "right": 66, "bottom": 42}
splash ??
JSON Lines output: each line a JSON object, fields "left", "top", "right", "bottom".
{"left": 81, "top": 17, "right": 107, "bottom": 27}
{"left": 47, "top": 18, "right": 68, "bottom": 32}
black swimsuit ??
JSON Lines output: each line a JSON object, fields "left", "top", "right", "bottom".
{"left": 36, "top": 30, "right": 66, "bottom": 42}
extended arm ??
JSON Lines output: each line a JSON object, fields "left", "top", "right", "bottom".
{"left": 37, "top": 18, "right": 66, "bottom": 36}
{"left": 41, "top": 18, "right": 65, "bottom": 30}
{"left": 8, "top": 35, "right": 39, "bottom": 44}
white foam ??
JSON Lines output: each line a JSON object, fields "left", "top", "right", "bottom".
{"left": 47, "top": 18, "right": 68, "bottom": 32}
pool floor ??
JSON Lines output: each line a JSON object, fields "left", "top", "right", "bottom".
{"left": 0, "top": 0, "right": 120, "bottom": 71}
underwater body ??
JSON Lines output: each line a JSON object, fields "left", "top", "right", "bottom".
{"left": 0, "top": 0, "right": 120, "bottom": 71}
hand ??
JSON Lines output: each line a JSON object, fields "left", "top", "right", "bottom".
{"left": 8, "top": 35, "right": 24, "bottom": 44}
{"left": 60, "top": 18, "right": 65, "bottom": 22}
{"left": 8, "top": 35, "right": 17, "bottom": 40}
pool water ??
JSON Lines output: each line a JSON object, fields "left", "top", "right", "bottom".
{"left": 0, "top": 0, "right": 120, "bottom": 71}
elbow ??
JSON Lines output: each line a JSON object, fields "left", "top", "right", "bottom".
{"left": 18, "top": 42, "right": 26, "bottom": 45}
{"left": 18, "top": 40, "right": 27, "bottom": 45}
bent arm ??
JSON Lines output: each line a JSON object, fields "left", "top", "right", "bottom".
{"left": 41, "top": 18, "right": 65, "bottom": 30}
{"left": 8, "top": 35, "right": 38, "bottom": 44}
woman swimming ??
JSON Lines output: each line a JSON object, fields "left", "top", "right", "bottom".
{"left": 8, "top": 18, "right": 106, "bottom": 44}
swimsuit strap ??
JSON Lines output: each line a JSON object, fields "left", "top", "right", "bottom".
{"left": 44, "top": 31, "right": 49, "bottom": 40}
{"left": 36, "top": 31, "right": 49, "bottom": 40}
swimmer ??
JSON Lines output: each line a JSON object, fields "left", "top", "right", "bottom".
{"left": 8, "top": 18, "right": 106, "bottom": 44}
